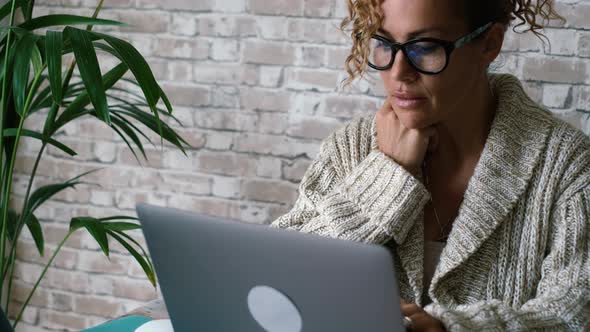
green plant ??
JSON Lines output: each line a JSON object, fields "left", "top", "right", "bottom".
{"left": 0, "top": 0, "right": 189, "bottom": 327}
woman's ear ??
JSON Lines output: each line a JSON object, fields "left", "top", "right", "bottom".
{"left": 482, "top": 23, "right": 505, "bottom": 66}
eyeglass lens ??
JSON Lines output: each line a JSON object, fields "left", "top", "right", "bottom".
{"left": 369, "top": 38, "right": 447, "bottom": 73}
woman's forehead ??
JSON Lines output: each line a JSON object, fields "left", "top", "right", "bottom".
{"left": 380, "top": 0, "right": 466, "bottom": 39}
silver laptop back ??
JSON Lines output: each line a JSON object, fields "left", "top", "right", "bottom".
{"left": 137, "top": 203, "right": 404, "bottom": 332}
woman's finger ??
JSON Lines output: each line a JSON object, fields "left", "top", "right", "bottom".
{"left": 407, "top": 312, "right": 446, "bottom": 332}
{"left": 400, "top": 302, "right": 422, "bottom": 316}
{"left": 380, "top": 97, "right": 394, "bottom": 114}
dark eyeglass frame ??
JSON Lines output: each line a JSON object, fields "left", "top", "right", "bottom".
{"left": 368, "top": 22, "right": 493, "bottom": 75}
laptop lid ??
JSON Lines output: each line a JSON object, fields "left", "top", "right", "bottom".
{"left": 137, "top": 203, "right": 404, "bottom": 332}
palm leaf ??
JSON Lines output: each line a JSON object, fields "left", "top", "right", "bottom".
{"left": 107, "top": 87, "right": 151, "bottom": 104}
{"left": 102, "top": 221, "right": 140, "bottom": 231}
{"left": 0, "top": 0, "right": 23, "bottom": 22}
{"left": 19, "top": 15, "right": 125, "bottom": 31}
{"left": 46, "top": 30, "right": 63, "bottom": 104}
{"left": 108, "top": 117, "right": 143, "bottom": 163}
{"left": 110, "top": 229, "right": 153, "bottom": 270}
{"left": 22, "top": 0, "right": 34, "bottom": 21}
{"left": 31, "top": 43, "right": 43, "bottom": 76}
{"left": 90, "top": 31, "right": 164, "bottom": 136}
{"left": 42, "top": 104, "right": 58, "bottom": 137}
{"left": 110, "top": 108, "right": 155, "bottom": 145}
{"left": 29, "top": 75, "right": 51, "bottom": 111}
{"left": 53, "top": 62, "right": 128, "bottom": 133}
{"left": 25, "top": 214, "right": 44, "bottom": 257}
{"left": 0, "top": 24, "right": 34, "bottom": 41}
{"left": 109, "top": 114, "right": 147, "bottom": 159}
{"left": 93, "top": 41, "right": 122, "bottom": 61}
{"left": 91, "top": 32, "right": 160, "bottom": 110}
{"left": 12, "top": 32, "right": 37, "bottom": 115}
{"left": 24, "top": 169, "right": 97, "bottom": 220}
{"left": 3, "top": 128, "right": 76, "bottom": 156}
{"left": 159, "top": 85, "right": 173, "bottom": 114}
{"left": 109, "top": 96, "right": 183, "bottom": 127}
{"left": 0, "top": 47, "right": 11, "bottom": 82}
{"left": 68, "top": 216, "right": 142, "bottom": 261}
{"left": 65, "top": 27, "right": 109, "bottom": 124}
{"left": 70, "top": 217, "right": 109, "bottom": 257}
{"left": 0, "top": 208, "right": 19, "bottom": 243}
{"left": 111, "top": 106, "right": 189, "bottom": 153}
{"left": 106, "top": 230, "right": 156, "bottom": 286}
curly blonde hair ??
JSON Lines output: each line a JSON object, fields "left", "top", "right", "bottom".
{"left": 339, "top": 0, "right": 565, "bottom": 86}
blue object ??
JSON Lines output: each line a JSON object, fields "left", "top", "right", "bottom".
{"left": 82, "top": 315, "right": 152, "bottom": 332}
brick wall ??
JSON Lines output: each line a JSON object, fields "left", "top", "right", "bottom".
{"left": 10, "top": 0, "right": 590, "bottom": 330}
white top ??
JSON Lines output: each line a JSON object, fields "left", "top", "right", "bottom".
{"left": 423, "top": 241, "right": 446, "bottom": 304}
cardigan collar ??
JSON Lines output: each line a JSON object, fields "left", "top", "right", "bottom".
{"left": 370, "top": 74, "right": 554, "bottom": 302}
{"left": 428, "top": 74, "right": 554, "bottom": 299}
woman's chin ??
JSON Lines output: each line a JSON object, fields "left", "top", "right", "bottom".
{"left": 395, "top": 110, "right": 435, "bottom": 129}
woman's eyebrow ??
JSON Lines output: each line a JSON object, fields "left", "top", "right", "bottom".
{"left": 377, "top": 27, "right": 446, "bottom": 40}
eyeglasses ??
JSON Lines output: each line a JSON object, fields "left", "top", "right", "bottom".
{"left": 368, "top": 22, "right": 493, "bottom": 75}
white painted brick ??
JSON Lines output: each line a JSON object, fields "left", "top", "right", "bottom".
{"left": 90, "top": 190, "right": 115, "bottom": 206}
{"left": 93, "top": 142, "right": 117, "bottom": 163}
{"left": 162, "top": 150, "right": 194, "bottom": 170}
{"left": 256, "top": 156, "right": 283, "bottom": 178}
{"left": 205, "top": 131, "right": 234, "bottom": 150}
{"left": 543, "top": 29, "right": 578, "bottom": 55}
{"left": 255, "top": 16, "right": 289, "bottom": 40}
{"left": 579, "top": 31, "right": 590, "bottom": 57}
{"left": 212, "top": 176, "right": 242, "bottom": 198}
{"left": 259, "top": 66, "right": 284, "bottom": 87}
{"left": 214, "top": 0, "right": 247, "bottom": 13}
{"left": 304, "top": 0, "right": 332, "bottom": 17}
{"left": 543, "top": 84, "right": 572, "bottom": 109}
{"left": 168, "top": 61, "right": 193, "bottom": 81}
{"left": 333, "top": 0, "right": 349, "bottom": 18}
{"left": 211, "top": 86, "right": 240, "bottom": 108}
{"left": 250, "top": 0, "right": 304, "bottom": 16}
{"left": 211, "top": 38, "right": 239, "bottom": 61}
{"left": 171, "top": 13, "right": 199, "bottom": 36}
{"left": 576, "top": 86, "right": 590, "bottom": 111}
{"left": 285, "top": 68, "right": 340, "bottom": 92}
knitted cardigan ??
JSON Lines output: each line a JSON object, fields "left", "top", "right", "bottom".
{"left": 270, "top": 74, "right": 590, "bottom": 331}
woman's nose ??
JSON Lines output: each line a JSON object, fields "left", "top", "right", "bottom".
{"left": 387, "top": 49, "right": 418, "bottom": 83}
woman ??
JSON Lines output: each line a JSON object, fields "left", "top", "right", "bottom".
{"left": 270, "top": 0, "right": 589, "bottom": 331}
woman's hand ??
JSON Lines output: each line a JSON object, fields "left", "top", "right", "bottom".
{"left": 401, "top": 301, "right": 445, "bottom": 332}
{"left": 376, "top": 98, "right": 438, "bottom": 178}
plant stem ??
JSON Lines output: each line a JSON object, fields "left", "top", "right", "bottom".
{"left": 89, "top": 0, "right": 105, "bottom": 30}
{"left": 2, "top": 142, "right": 46, "bottom": 279}
{"left": 13, "top": 230, "right": 73, "bottom": 328}
{"left": 0, "top": 0, "right": 18, "bottom": 306}
{"left": 4, "top": 238, "right": 16, "bottom": 311}
{"left": 0, "top": 67, "right": 45, "bottom": 305}
{"left": 2, "top": 142, "right": 47, "bottom": 312}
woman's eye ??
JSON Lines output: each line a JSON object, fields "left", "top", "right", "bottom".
{"left": 415, "top": 43, "right": 438, "bottom": 54}
{"left": 376, "top": 40, "right": 391, "bottom": 49}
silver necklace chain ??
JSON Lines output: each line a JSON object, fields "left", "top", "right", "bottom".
{"left": 422, "top": 159, "right": 451, "bottom": 242}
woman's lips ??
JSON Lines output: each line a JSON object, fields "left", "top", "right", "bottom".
{"left": 392, "top": 94, "right": 426, "bottom": 109}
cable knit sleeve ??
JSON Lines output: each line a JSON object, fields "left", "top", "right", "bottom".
{"left": 425, "top": 184, "right": 590, "bottom": 331}
{"left": 269, "top": 118, "right": 430, "bottom": 245}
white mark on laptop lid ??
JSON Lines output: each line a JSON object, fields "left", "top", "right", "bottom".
{"left": 247, "top": 285, "right": 303, "bottom": 332}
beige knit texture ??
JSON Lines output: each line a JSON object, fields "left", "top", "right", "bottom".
{"left": 270, "top": 74, "right": 590, "bottom": 331}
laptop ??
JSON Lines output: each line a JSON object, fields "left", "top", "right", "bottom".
{"left": 136, "top": 203, "right": 405, "bottom": 332}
